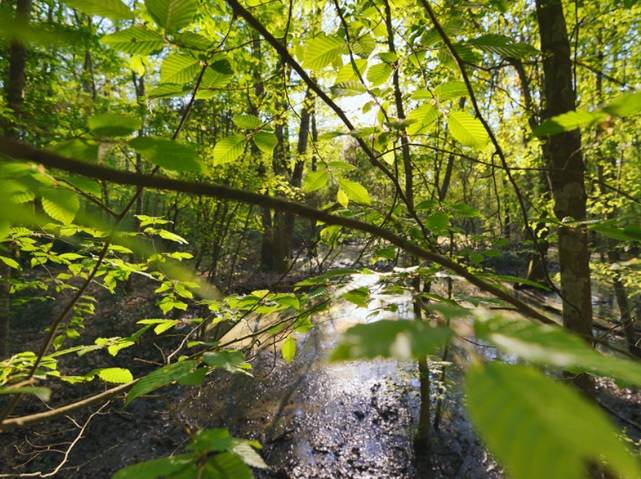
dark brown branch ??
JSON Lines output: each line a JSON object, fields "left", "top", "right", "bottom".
{"left": 0, "top": 137, "right": 554, "bottom": 328}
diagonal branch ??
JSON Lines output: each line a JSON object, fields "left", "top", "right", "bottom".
{"left": 0, "top": 137, "right": 554, "bottom": 327}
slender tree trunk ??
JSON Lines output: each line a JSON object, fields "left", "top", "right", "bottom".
{"left": 0, "top": 0, "right": 32, "bottom": 357}
{"left": 536, "top": 0, "right": 594, "bottom": 394}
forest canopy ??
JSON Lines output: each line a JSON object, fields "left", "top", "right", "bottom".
{"left": 1, "top": 0, "right": 641, "bottom": 478}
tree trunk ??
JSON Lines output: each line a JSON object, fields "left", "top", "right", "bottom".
{"left": 536, "top": 0, "right": 594, "bottom": 393}
{"left": 0, "top": 0, "right": 32, "bottom": 357}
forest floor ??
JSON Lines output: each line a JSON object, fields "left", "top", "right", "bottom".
{"left": 1, "top": 249, "right": 641, "bottom": 478}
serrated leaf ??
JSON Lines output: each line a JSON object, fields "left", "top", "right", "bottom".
{"left": 534, "top": 110, "right": 606, "bottom": 137}
{"left": 467, "top": 34, "right": 538, "bottom": 59}
{"left": 198, "top": 58, "right": 234, "bottom": 92}
{"left": 335, "top": 59, "right": 367, "bottom": 82}
{"left": 303, "top": 34, "right": 345, "bottom": 71}
{"left": 160, "top": 53, "right": 201, "bottom": 84}
{"left": 231, "top": 442, "right": 268, "bottom": 469}
{"left": 126, "top": 360, "right": 198, "bottom": 404}
{"left": 214, "top": 134, "right": 246, "bottom": 165}
{"left": 331, "top": 320, "right": 451, "bottom": 361}
{"left": 302, "top": 169, "right": 329, "bottom": 193}
{"left": 129, "top": 137, "right": 201, "bottom": 172}
{"left": 148, "top": 83, "right": 191, "bottom": 99}
{"left": 96, "top": 367, "right": 133, "bottom": 384}
{"left": 475, "top": 315, "right": 641, "bottom": 387}
{"left": 41, "top": 189, "right": 80, "bottom": 225}
{"left": 448, "top": 110, "right": 489, "bottom": 150}
{"left": 145, "top": 0, "right": 198, "bottom": 32}
{"left": 88, "top": 113, "right": 141, "bottom": 137}
{"left": 366, "top": 62, "right": 393, "bottom": 85}
{"left": 101, "top": 26, "right": 165, "bottom": 55}
{"left": 426, "top": 212, "right": 449, "bottom": 232}
{"left": 113, "top": 455, "right": 194, "bottom": 479}
{"left": 407, "top": 103, "right": 438, "bottom": 136}
{"left": 204, "top": 452, "right": 253, "bottom": 479}
{"left": 341, "top": 287, "right": 369, "bottom": 307}
{"left": 337, "top": 178, "right": 371, "bottom": 205}
{"left": 202, "top": 350, "right": 252, "bottom": 375}
{"left": 233, "top": 114, "right": 261, "bottom": 130}
{"left": 435, "top": 80, "right": 468, "bottom": 101}
{"left": 64, "top": 0, "right": 133, "bottom": 20}
{"left": 252, "top": 132, "right": 277, "bottom": 155}
{"left": 281, "top": 336, "right": 296, "bottom": 363}
{"left": 466, "top": 362, "right": 639, "bottom": 479}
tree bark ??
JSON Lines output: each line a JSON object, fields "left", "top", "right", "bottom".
{"left": 535, "top": 0, "right": 594, "bottom": 393}
{"left": 0, "top": 0, "right": 32, "bottom": 357}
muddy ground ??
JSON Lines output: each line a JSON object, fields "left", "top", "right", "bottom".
{"left": 1, "top": 256, "right": 640, "bottom": 478}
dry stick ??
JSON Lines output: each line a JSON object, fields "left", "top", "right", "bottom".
{"left": 0, "top": 138, "right": 554, "bottom": 327}
{"left": 0, "top": 384, "right": 130, "bottom": 432}
{"left": 224, "top": 0, "right": 432, "bottom": 240}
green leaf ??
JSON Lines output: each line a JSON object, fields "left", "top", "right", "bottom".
{"left": 281, "top": 336, "right": 296, "bottom": 363}
{"left": 366, "top": 62, "right": 393, "bottom": 85}
{"left": 341, "top": 287, "right": 370, "bottom": 307}
{"left": 303, "top": 34, "right": 344, "bottom": 71}
{"left": 448, "top": 110, "right": 489, "bottom": 150}
{"left": 337, "top": 178, "right": 371, "bottom": 205}
{"left": 202, "top": 350, "right": 252, "bottom": 375}
{"left": 233, "top": 114, "right": 261, "bottom": 130}
{"left": 137, "top": 318, "right": 179, "bottom": 335}
{"left": 96, "top": 367, "right": 133, "bottom": 384}
{"left": 302, "top": 169, "right": 329, "bottom": 193}
{"left": 158, "top": 229, "right": 188, "bottom": 244}
{"left": 126, "top": 360, "right": 198, "bottom": 404}
{"left": 475, "top": 315, "right": 641, "bottom": 387}
{"left": 148, "top": 83, "right": 191, "bottom": 99}
{"left": 50, "top": 139, "right": 99, "bottom": 162}
{"left": 0, "top": 386, "right": 51, "bottom": 401}
{"left": 253, "top": 132, "right": 278, "bottom": 155}
{"left": 113, "top": 454, "right": 194, "bottom": 479}
{"left": 129, "top": 137, "right": 201, "bottom": 172}
{"left": 602, "top": 91, "right": 641, "bottom": 117}
{"left": 88, "top": 113, "right": 141, "bottom": 137}
{"left": 231, "top": 442, "right": 268, "bottom": 469}
{"left": 160, "top": 53, "right": 201, "bottom": 84}
{"left": 534, "top": 110, "right": 606, "bottom": 137}
{"left": 331, "top": 320, "right": 451, "bottom": 361}
{"left": 214, "top": 134, "right": 246, "bottom": 165}
{"left": 590, "top": 223, "right": 641, "bottom": 242}
{"left": 407, "top": 103, "right": 438, "bottom": 136}
{"left": 336, "top": 188, "right": 349, "bottom": 207}
{"left": 466, "top": 362, "right": 639, "bottom": 479}
{"left": 64, "top": 0, "right": 133, "bottom": 20}
{"left": 204, "top": 452, "right": 253, "bottom": 479}
{"left": 101, "top": 26, "right": 165, "bottom": 55}
{"left": 435, "top": 80, "right": 468, "bottom": 101}
{"left": 467, "top": 34, "right": 538, "bottom": 58}
{"left": 0, "top": 255, "right": 20, "bottom": 269}
{"left": 41, "top": 189, "right": 80, "bottom": 225}
{"left": 145, "top": 0, "right": 198, "bottom": 32}
{"left": 198, "top": 58, "right": 234, "bottom": 91}
{"left": 426, "top": 212, "right": 449, "bottom": 232}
